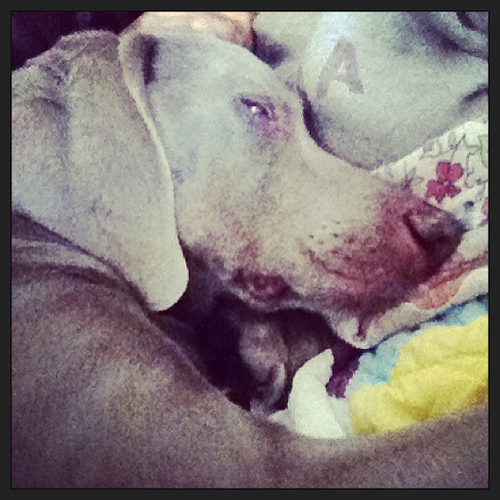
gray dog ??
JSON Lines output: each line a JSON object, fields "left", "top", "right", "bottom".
{"left": 12, "top": 27, "right": 487, "bottom": 487}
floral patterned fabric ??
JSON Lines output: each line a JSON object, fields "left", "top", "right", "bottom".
{"left": 375, "top": 119, "right": 488, "bottom": 232}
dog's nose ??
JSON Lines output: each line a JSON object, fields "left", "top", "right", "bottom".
{"left": 403, "top": 204, "right": 465, "bottom": 269}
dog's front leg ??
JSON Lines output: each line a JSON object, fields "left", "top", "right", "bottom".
{"left": 235, "top": 311, "right": 289, "bottom": 413}
{"left": 225, "top": 307, "right": 335, "bottom": 414}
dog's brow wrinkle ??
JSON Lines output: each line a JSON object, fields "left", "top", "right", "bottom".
{"left": 143, "top": 37, "right": 159, "bottom": 86}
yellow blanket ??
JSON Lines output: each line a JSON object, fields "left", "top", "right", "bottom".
{"left": 350, "top": 315, "right": 488, "bottom": 435}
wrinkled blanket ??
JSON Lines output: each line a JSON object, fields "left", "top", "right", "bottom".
{"left": 271, "top": 120, "right": 488, "bottom": 438}
{"left": 271, "top": 297, "right": 488, "bottom": 439}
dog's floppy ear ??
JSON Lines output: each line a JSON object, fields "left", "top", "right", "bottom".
{"left": 12, "top": 30, "right": 188, "bottom": 311}
{"left": 116, "top": 29, "right": 190, "bottom": 310}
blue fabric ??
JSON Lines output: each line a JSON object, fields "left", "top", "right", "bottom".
{"left": 347, "top": 296, "right": 489, "bottom": 394}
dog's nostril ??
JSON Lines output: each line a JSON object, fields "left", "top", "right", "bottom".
{"left": 404, "top": 206, "right": 465, "bottom": 267}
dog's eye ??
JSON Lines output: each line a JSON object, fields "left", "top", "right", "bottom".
{"left": 241, "top": 97, "right": 274, "bottom": 121}
{"left": 237, "top": 95, "right": 289, "bottom": 141}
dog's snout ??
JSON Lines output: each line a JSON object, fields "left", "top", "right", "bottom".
{"left": 404, "top": 205, "right": 465, "bottom": 267}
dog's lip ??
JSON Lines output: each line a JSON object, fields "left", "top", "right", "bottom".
{"left": 327, "top": 315, "right": 372, "bottom": 349}
{"left": 329, "top": 250, "right": 488, "bottom": 349}
{"left": 407, "top": 251, "right": 488, "bottom": 302}
{"left": 233, "top": 269, "right": 291, "bottom": 302}
{"left": 328, "top": 309, "right": 409, "bottom": 349}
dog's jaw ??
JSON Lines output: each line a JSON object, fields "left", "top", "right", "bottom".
{"left": 227, "top": 267, "right": 387, "bottom": 349}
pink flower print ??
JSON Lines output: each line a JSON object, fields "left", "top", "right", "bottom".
{"left": 425, "top": 161, "right": 464, "bottom": 204}
{"left": 481, "top": 198, "right": 488, "bottom": 226}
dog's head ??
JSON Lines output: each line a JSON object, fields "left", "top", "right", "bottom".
{"left": 12, "top": 27, "right": 464, "bottom": 349}
{"left": 130, "top": 31, "right": 464, "bottom": 347}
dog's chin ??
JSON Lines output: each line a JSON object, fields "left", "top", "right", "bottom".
{"left": 229, "top": 275, "right": 414, "bottom": 351}
{"left": 229, "top": 268, "right": 400, "bottom": 349}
